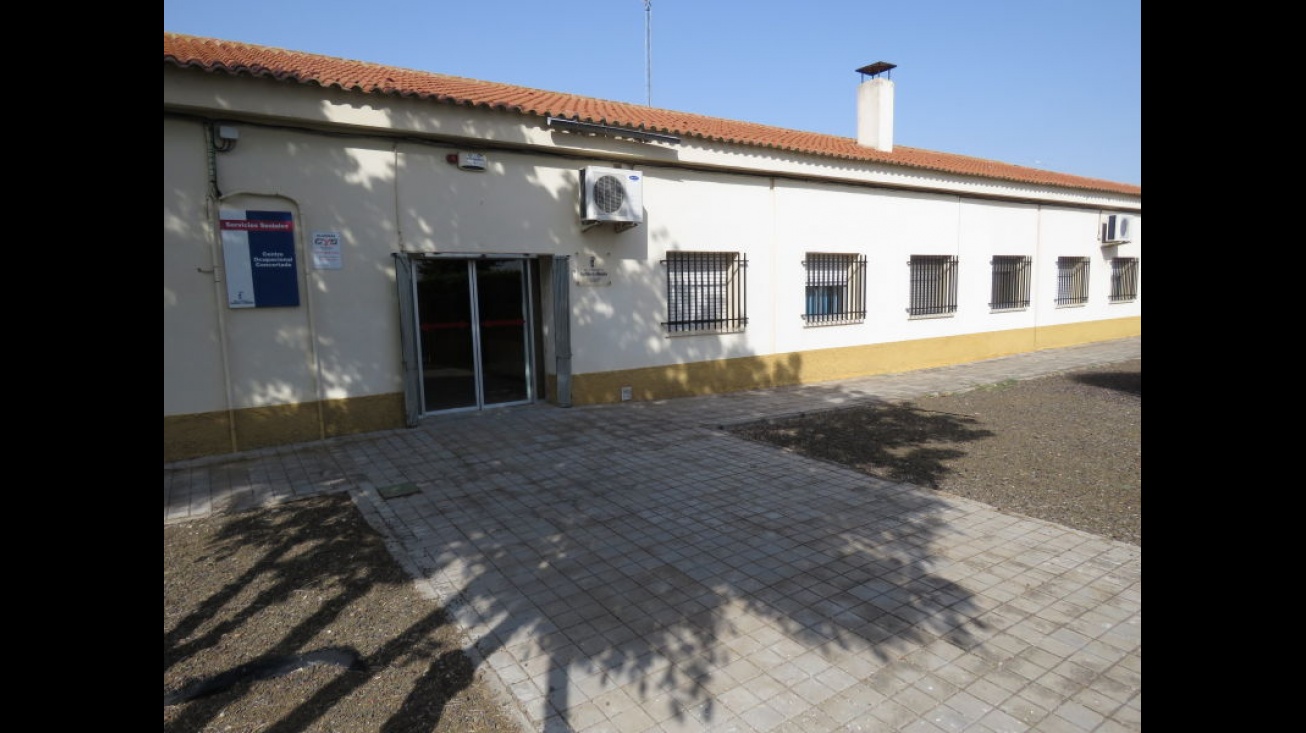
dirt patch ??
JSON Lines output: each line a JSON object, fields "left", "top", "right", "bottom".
{"left": 164, "top": 494, "right": 526, "bottom": 733}
{"left": 728, "top": 359, "right": 1141, "bottom": 546}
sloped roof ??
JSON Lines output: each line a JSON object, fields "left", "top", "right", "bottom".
{"left": 164, "top": 32, "right": 1140, "bottom": 197}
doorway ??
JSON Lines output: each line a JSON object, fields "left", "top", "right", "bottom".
{"left": 413, "top": 257, "right": 536, "bottom": 413}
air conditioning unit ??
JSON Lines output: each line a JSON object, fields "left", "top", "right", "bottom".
{"left": 1101, "top": 214, "right": 1133, "bottom": 243}
{"left": 580, "top": 166, "right": 643, "bottom": 226}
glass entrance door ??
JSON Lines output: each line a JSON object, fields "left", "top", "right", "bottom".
{"left": 415, "top": 258, "right": 532, "bottom": 412}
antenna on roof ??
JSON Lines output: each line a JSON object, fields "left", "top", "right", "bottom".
{"left": 644, "top": 1, "right": 653, "bottom": 106}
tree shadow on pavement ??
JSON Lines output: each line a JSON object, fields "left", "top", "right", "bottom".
{"left": 166, "top": 382, "right": 1015, "bottom": 732}
{"left": 728, "top": 402, "right": 995, "bottom": 489}
{"left": 391, "top": 397, "right": 1000, "bottom": 730}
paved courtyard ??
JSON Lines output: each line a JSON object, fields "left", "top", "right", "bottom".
{"left": 165, "top": 337, "right": 1141, "bottom": 732}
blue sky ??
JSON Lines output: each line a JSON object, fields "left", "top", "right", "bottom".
{"left": 164, "top": 0, "right": 1141, "bottom": 186}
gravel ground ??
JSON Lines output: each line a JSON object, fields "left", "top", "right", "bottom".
{"left": 164, "top": 494, "right": 528, "bottom": 733}
{"left": 163, "top": 358, "right": 1139, "bottom": 732}
{"left": 729, "top": 358, "right": 1141, "bottom": 546}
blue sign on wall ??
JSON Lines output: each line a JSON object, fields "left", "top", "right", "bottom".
{"left": 220, "top": 209, "right": 300, "bottom": 308}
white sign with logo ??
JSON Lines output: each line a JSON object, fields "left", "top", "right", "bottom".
{"left": 312, "top": 231, "right": 343, "bottom": 270}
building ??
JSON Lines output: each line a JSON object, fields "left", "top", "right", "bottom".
{"left": 163, "top": 33, "right": 1141, "bottom": 462}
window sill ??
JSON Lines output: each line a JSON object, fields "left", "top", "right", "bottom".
{"left": 663, "top": 327, "right": 747, "bottom": 337}
{"left": 802, "top": 318, "right": 866, "bottom": 328}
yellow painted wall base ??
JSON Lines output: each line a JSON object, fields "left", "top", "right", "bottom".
{"left": 164, "top": 318, "right": 1138, "bottom": 462}
{"left": 570, "top": 319, "right": 1140, "bottom": 405}
{"left": 164, "top": 393, "right": 405, "bottom": 462}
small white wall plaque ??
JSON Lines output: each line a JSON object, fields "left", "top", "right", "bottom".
{"left": 575, "top": 267, "right": 611, "bottom": 286}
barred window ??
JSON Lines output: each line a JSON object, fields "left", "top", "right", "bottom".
{"left": 663, "top": 251, "right": 747, "bottom": 333}
{"left": 990, "top": 255, "right": 1032, "bottom": 310}
{"left": 908, "top": 255, "right": 958, "bottom": 317}
{"left": 1056, "top": 257, "right": 1090, "bottom": 306}
{"left": 1110, "top": 257, "right": 1139, "bottom": 303}
{"left": 803, "top": 253, "right": 867, "bottom": 325}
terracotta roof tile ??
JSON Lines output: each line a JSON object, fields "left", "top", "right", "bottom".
{"left": 164, "top": 33, "right": 1140, "bottom": 197}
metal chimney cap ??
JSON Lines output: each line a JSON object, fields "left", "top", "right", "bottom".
{"left": 856, "top": 62, "right": 896, "bottom": 78}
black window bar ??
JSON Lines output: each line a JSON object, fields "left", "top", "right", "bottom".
{"left": 1056, "top": 257, "right": 1091, "bottom": 306}
{"left": 908, "top": 255, "right": 958, "bottom": 317}
{"left": 1109, "top": 257, "right": 1139, "bottom": 302}
{"left": 803, "top": 253, "right": 867, "bottom": 325}
{"left": 662, "top": 252, "right": 748, "bottom": 333}
{"left": 990, "top": 255, "right": 1032, "bottom": 310}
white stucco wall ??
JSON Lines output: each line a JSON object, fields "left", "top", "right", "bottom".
{"left": 164, "top": 118, "right": 226, "bottom": 415}
{"left": 164, "top": 118, "right": 409, "bottom": 415}
{"left": 165, "top": 67, "right": 1140, "bottom": 422}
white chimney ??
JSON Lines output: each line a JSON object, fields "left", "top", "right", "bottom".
{"left": 856, "top": 62, "right": 896, "bottom": 152}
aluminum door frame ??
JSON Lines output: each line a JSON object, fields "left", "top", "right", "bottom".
{"left": 396, "top": 253, "right": 540, "bottom": 417}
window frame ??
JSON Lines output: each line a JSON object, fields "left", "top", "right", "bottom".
{"left": 802, "top": 252, "right": 868, "bottom": 326}
{"left": 1055, "top": 256, "right": 1091, "bottom": 307}
{"left": 662, "top": 251, "right": 748, "bottom": 334}
{"left": 989, "top": 255, "right": 1032, "bottom": 311}
{"left": 1109, "top": 257, "right": 1139, "bottom": 303}
{"left": 908, "top": 255, "right": 959, "bottom": 318}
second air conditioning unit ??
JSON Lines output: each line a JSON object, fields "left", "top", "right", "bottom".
{"left": 1101, "top": 214, "right": 1133, "bottom": 243}
{"left": 581, "top": 166, "right": 644, "bottom": 227}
